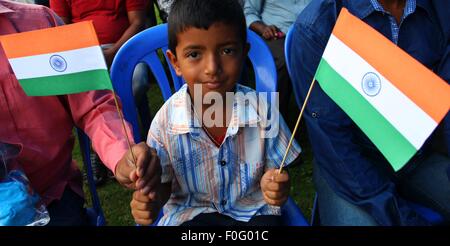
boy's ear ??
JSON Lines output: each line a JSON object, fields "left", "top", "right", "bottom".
{"left": 166, "top": 50, "right": 182, "bottom": 76}
{"left": 243, "top": 42, "right": 250, "bottom": 58}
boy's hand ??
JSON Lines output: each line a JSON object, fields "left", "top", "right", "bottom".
{"left": 130, "top": 190, "right": 161, "bottom": 225}
{"left": 261, "top": 168, "right": 290, "bottom": 206}
{"left": 115, "top": 142, "right": 161, "bottom": 196}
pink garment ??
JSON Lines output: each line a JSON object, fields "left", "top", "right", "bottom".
{"left": 0, "top": 1, "right": 133, "bottom": 204}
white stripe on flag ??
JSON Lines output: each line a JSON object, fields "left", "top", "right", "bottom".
{"left": 9, "top": 46, "right": 107, "bottom": 79}
{"left": 322, "top": 35, "right": 437, "bottom": 150}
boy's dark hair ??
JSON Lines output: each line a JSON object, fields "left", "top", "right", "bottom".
{"left": 168, "top": 0, "right": 247, "bottom": 55}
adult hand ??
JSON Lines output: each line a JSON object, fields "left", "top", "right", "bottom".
{"left": 261, "top": 25, "right": 281, "bottom": 40}
{"left": 115, "top": 142, "right": 161, "bottom": 196}
{"left": 260, "top": 168, "right": 290, "bottom": 206}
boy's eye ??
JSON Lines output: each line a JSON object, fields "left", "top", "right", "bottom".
{"left": 186, "top": 51, "right": 200, "bottom": 59}
{"left": 222, "top": 48, "right": 236, "bottom": 55}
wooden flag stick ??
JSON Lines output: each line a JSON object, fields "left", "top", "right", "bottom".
{"left": 278, "top": 77, "right": 316, "bottom": 174}
{"left": 111, "top": 91, "right": 137, "bottom": 167}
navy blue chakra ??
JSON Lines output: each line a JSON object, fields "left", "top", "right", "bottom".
{"left": 361, "top": 72, "right": 381, "bottom": 97}
{"left": 49, "top": 55, "right": 67, "bottom": 72}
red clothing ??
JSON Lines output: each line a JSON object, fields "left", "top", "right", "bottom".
{"left": 0, "top": 1, "right": 133, "bottom": 204}
{"left": 50, "top": 0, "right": 146, "bottom": 44}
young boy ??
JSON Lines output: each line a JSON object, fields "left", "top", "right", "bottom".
{"left": 130, "top": 0, "right": 301, "bottom": 226}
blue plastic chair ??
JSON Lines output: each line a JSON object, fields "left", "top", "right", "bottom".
{"left": 76, "top": 129, "right": 106, "bottom": 226}
{"left": 284, "top": 26, "right": 445, "bottom": 226}
{"left": 111, "top": 23, "right": 309, "bottom": 226}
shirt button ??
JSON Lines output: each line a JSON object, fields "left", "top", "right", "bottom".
{"left": 312, "top": 112, "right": 318, "bottom": 118}
{"left": 221, "top": 200, "right": 227, "bottom": 206}
{"left": 220, "top": 160, "right": 226, "bottom": 166}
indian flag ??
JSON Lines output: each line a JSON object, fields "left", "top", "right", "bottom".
{"left": 0, "top": 21, "right": 112, "bottom": 96}
{"left": 315, "top": 8, "right": 450, "bottom": 171}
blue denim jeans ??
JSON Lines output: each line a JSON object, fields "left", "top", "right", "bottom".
{"left": 313, "top": 153, "right": 450, "bottom": 226}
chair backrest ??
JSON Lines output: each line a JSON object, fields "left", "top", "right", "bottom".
{"left": 76, "top": 129, "right": 106, "bottom": 226}
{"left": 111, "top": 23, "right": 308, "bottom": 226}
{"left": 284, "top": 24, "right": 444, "bottom": 226}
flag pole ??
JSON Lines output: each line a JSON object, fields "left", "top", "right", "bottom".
{"left": 278, "top": 76, "right": 316, "bottom": 174}
{"left": 111, "top": 90, "right": 137, "bottom": 167}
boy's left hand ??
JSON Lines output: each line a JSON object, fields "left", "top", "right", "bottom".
{"left": 261, "top": 168, "right": 290, "bottom": 206}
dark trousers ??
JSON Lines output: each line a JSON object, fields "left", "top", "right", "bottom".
{"left": 264, "top": 38, "right": 297, "bottom": 122}
{"left": 46, "top": 187, "right": 89, "bottom": 226}
{"left": 180, "top": 212, "right": 282, "bottom": 226}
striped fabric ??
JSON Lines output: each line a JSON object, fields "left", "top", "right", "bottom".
{"left": 0, "top": 21, "right": 111, "bottom": 96}
{"left": 147, "top": 84, "right": 301, "bottom": 226}
{"left": 315, "top": 8, "right": 450, "bottom": 171}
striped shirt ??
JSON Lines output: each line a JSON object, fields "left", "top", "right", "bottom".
{"left": 147, "top": 84, "right": 301, "bottom": 226}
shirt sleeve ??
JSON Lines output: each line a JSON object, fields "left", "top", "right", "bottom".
{"left": 146, "top": 112, "right": 173, "bottom": 184}
{"left": 65, "top": 90, "right": 135, "bottom": 175}
{"left": 126, "top": 0, "right": 147, "bottom": 12}
{"left": 49, "top": 0, "right": 71, "bottom": 18}
{"left": 243, "top": 0, "right": 263, "bottom": 27}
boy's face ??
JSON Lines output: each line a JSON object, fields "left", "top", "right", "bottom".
{"left": 167, "top": 22, "right": 249, "bottom": 99}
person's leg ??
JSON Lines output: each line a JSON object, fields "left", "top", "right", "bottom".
{"left": 46, "top": 187, "right": 89, "bottom": 226}
{"left": 397, "top": 153, "right": 450, "bottom": 222}
{"left": 313, "top": 162, "right": 378, "bottom": 226}
{"left": 132, "top": 63, "right": 152, "bottom": 138}
{"left": 264, "top": 38, "right": 296, "bottom": 122}
{"left": 90, "top": 151, "right": 109, "bottom": 186}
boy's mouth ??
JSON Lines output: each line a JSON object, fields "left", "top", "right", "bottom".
{"left": 203, "top": 81, "right": 222, "bottom": 90}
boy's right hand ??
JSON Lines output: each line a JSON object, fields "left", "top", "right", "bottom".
{"left": 130, "top": 190, "right": 161, "bottom": 225}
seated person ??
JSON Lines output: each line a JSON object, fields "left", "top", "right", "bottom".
{"left": 0, "top": 0, "right": 160, "bottom": 226}
{"left": 289, "top": 0, "right": 450, "bottom": 225}
{"left": 244, "top": 0, "right": 311, "bottom": 120}
{"left": 129, "top": 0, "right": 301, "bottom": 226}
{"left": 50, "top": 0, "right": 152, "bottom": 184}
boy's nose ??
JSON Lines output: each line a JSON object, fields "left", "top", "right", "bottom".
{"left": 204, "top": 53, "right": 222, "bottom": 76}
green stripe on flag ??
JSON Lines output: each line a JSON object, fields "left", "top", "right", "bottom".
{"left": 18, "top": 69, "right": 112, "bottom": 96}
{"left": 315, "top": 59, "right": 417, "bottom": 171}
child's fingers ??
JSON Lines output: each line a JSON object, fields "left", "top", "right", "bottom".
{"left": 133, "top": 190, "right": 151, "bottom": 203}
{"left": 263, "top": 192, "right": 287, "bottom": 207}
{"left": 131, "top": 209, "right": 155, "bottom": 225}
{"left": 264, "top": 190, "right": 288, "bottom": 200}
{"left": 130, "top": 200, "right": 151, "bottom": 211}
{"left": 272, "top": 171, "right": 289, "bottom": 183}
{"left": 266, "top": 178, "right": 290, "bottom": 193}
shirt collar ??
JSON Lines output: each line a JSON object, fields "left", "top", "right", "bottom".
{"left": 0, "top": 2, "right": 14, "bottom": 14}
{"left": 348, "top": 0, "right": 418, "bottom": 20}
{"left": 167, "top": 84, "right": 261, "bottom": 137}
